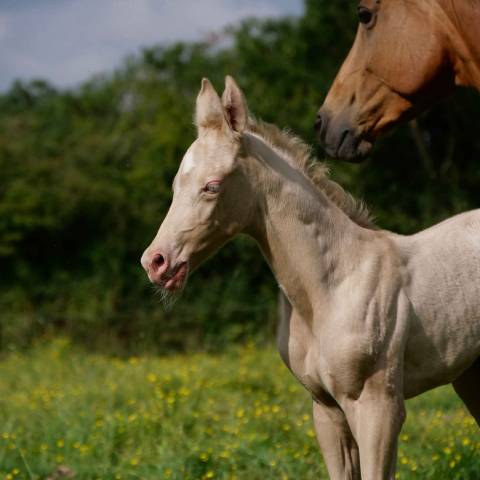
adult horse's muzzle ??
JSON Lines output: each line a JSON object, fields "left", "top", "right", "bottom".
{"left": 315, "top": 108, "right": 373, "bottom": 162}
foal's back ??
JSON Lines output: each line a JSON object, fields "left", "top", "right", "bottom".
{"left": 393, "top": 210, "right": 480, "bottom": 398}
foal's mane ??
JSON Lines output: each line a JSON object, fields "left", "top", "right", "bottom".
{"left": 246, "top": 120, "right": 376, "bottom": 229}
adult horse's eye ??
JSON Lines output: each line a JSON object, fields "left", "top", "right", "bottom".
{"left": 358, "top": 7, "right": 374, "bottom": 26}
{"left": 204, "top": 181, "right": 221, "bottom": 194}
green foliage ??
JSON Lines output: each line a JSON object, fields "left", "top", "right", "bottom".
{"left": 1, "top": 1, "right": 480, "bottom": 351}
{"left": 0, "top": 340, "right": 478, "bottom": 479}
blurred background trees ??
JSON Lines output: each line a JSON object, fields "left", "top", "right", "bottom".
{"left": 1, "top": 0, "right": 479, "bottom": 352}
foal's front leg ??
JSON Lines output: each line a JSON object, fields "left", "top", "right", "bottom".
{"left": 312, "top": 396, "right": 361, "bottom": 480}
{"left": 342, "top": 374, "right": 405, "bottom": 480}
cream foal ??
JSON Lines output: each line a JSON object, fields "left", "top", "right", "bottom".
{"left": 141, "top": 77, "right": 480, "bottom": 480}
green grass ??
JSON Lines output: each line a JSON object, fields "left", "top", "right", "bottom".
{"left": 0, "top": 339, "right": 478, "bottom": 480}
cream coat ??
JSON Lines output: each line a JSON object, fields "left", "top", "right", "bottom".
{"left": 141, "top": 77, "right": 480, "bottom": 480}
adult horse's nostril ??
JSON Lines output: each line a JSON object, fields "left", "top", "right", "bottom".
{"left": 315, "top": 110, "right": 331, "bottom": 143}
{"left": 314, "top": 113, "right": 323, "bottom": 133}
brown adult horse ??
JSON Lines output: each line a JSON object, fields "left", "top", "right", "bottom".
{"left": 316, "top": 0, "right": 480, "bottom": 161}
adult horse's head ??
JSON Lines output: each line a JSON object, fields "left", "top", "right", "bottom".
{"left": 141, "top": 77, "right": 254, "bottom": 304}
{"left": 316, "top": 0, "right": 459, "bottom": 161}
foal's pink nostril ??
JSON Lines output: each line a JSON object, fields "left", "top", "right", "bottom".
{"left": 151, "top": 253, "right": 165, "bottom": 273}
{"left": 149, "top": 252, "right": 170, "bottom": 282}
{"left": 141, "top": 250, "right": 169, "bottom": 282}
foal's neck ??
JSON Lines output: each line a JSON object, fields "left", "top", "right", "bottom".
{"left": 243, "top": 133, "right": 377, "bottom": 320}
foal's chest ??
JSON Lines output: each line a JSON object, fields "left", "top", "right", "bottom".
{"left": 277, "top": 310, "right": 331, "bottom": 399}
{"left": 278, "top": 310, "right": 379, "bottom": 401}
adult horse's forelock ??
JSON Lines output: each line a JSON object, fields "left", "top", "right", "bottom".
{"left": 315, "top": 0, "right": 472, "bottom": 161}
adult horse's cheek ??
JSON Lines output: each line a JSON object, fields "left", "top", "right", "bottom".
{"left": 368, "top": 95, "right": 414, "bottom": 137}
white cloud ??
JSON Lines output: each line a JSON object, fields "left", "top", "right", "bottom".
{"left": 0, "top": 0, "right": 303, "bottom": 91}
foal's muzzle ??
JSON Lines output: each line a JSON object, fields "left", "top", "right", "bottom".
{"left": 141, "top": 249, "right": 189, "bottom": 290}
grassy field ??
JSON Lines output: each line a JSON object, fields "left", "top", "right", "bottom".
{"left": 0, "top": 339, "right": 478, "bottom": 480}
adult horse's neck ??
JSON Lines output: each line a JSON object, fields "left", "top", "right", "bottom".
{"left": 440, "top": 0, "right": 480, "bottom": 88}
{"left": 242, "top": 132, "right": 378, "bottom": 320}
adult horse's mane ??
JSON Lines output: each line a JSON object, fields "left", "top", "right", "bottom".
{"left": 246, "top": 119, "right": 376, "bottom": 229}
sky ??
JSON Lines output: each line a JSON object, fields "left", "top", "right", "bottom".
{"left": 0, "top": 0, "right": 303, "bottom": 91}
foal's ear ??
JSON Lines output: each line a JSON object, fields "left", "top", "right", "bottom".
{"left": 222, "top": 75, "right": 248, "bottom": 133}
{"left": 196, "top": 78, "right": 227, "bottom": 132}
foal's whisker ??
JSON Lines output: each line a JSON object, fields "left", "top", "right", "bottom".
{"left": 149, "top": 272, "right": 189, "bottom": 311}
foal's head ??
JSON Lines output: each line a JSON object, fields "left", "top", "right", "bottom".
{"left": 316, "top": 0, "right": 456, "bottom": 161}
{"left": 141, "top": 77, "right": 255, "bottom": 302}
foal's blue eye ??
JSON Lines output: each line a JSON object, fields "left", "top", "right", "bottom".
{"left": 204, "top": 181, "right": 221, "bottom": 194}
